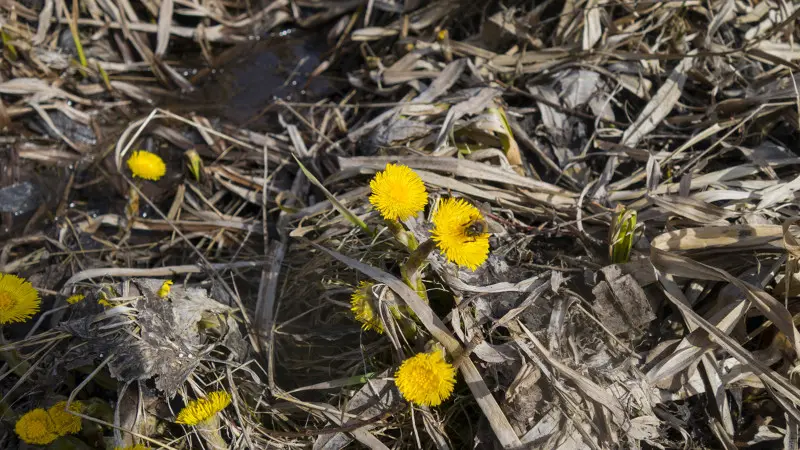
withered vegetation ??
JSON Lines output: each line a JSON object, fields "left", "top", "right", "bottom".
{"left": 1, "top": 0, "right": 800, "bottom": 448}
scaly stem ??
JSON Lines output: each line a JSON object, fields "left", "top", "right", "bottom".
{"left": 0, "top": 330, "right": 30, "bottom": 378}
{"left": 386, "top": 219, "right": 419, "bottom": 250}
{"left": 401, "top": 239, "right": 436, "bottom": 303}
{"left": 197, "top": 417, "right": 227, "bottom": 450}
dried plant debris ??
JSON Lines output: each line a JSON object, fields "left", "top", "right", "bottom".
{"left": 58, "top": 279, "right": 241, "bottom": 396}
{"left": 2, "top": 0, "right": 800, "bottom": 448}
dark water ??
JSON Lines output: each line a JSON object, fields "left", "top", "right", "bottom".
{"left": 172, "top": 30, "right": 342, "bottom": 127}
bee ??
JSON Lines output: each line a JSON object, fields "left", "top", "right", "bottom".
{"left": 463, "top": 217, "right": 489, "bottom": 240}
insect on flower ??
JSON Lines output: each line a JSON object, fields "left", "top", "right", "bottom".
{"left": 394, "top": 351, "right": 456, "bottom": 407}
{"left": 462, "top": 217, "right": 489, "bottom": 240}
{"left": 369, "top": 163, "right": 428, "bottom": 221}
{"left": 0, "top": 273, "right": 40, "bottom": 324}
{"left": 431, "top": 198, "right": 490, "bottom": 270}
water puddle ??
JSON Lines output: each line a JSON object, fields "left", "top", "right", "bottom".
{"left": 172, "top": 29, "right": 342, "bottom": 126}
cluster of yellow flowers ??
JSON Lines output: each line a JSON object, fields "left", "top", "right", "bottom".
{"left": 14, "top": 389, "right": 230, "bottom": 445}
{"left": 349, "top": 164, "right": 487, "bottom": 408}
{"left": 15, "top": 401, "right": 83, "bottom": 445}
{"left": 368, "top": 163, "right": 490, "bottom": 270}
{"left": 5, "top": 153, "right": 232, "bottom": 446}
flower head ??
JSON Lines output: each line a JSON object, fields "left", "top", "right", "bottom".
{"left": 431, "top": 198, "right": 490, "bottom": 270}
{"left": 66, "top": 294, "right": 85, "bottom": 305}
{"left": 127, "top": 150, "right": 166, "bottom": 181}
{"left": 157, "top": 280, "right": 173, "bottom": 298}
{"left": 47, "top": 401, "right": 83, "bottom": 436}
{"left": 15, "top": 408, "right": 58, "bottom": 445}
{"left": 97, "top": 290, "right": 113, "bottom": 307}
{"left": 176, "top": 391, "right": 231, "bottom": 426}
{"left": 0, "top": 273, "right": 40, "bottom": 324}
{"left": 350, "top": 282, "right": 384, "bottom": 334}
{"left": 369, "top": 164, "right": 428, "bottom": 221}
{"left": 395, "top": 351, "right": 456, "bottom": 407}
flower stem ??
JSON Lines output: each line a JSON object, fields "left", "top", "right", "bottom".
{"left": 197, "top": 417, "right": 227, "bottom": 450}
{"left": 386, "top": 219, "right": 419, "bottom": 250}
{"left": 401, "top": 239, "right": 436, "bottom": 302}
{"left": 0, "top": 330, "right": 30, "bottom": 378}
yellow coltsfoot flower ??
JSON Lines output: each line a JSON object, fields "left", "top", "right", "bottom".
{"left": 157, "top": 280, "right": 173, "bottom": 298}
{"left": 369, "top": 163, "right": 428, "bottom": 221}
{"left": 350, "top": 281, "right": 383, "bottom": 333}
{"left": 176, "top": 391, "right": 231, "bottom": 426}
{"left": 395, "top": 351, "right": 456, "bottom": 407}
{"left": 15, "top": 408, "right": 58, "bottom": 445}
{"left": 431, "top": 198, "right": 490, "bottom": 270}
{"left": 0, "top": 273, "right": 40, "bottom": 324}
{"left": 66, "top": 294, "right": 85, "bottom": 304}
{"left": 127, "top": 150, "right": 167, "bottom": 181}
{"left": 47, "top": 401, "right": 83, "bottom": 436}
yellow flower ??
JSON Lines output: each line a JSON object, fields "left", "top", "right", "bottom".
{"left": 47, "top": 401, "right": 82, "bottom": 435}
{"left": 97, "top": 291, "right": 113, "bottom": 307}
{"left": 395, "top": 351, "right": 456, "bottom": 407}
{"left": 185, "top": 149, "right": 203, "bottom": 182}
{"left": 157, "top": 280, "right": 173, "bottom": 298}
{"left": 430, "top": 198, "right": 490, "bottom": 270}
{"left": 127, "top": 150, "right": 166, "bottom": 181}
{"left": 15, "top": 408, "right": 58, "bottom": 445}
{"left": 350, "top": 282, "right": 383, "bottom": 334}
{"left": 66, "top": 294, "right": 85, "bottom": 304}
{"left": 176, "top": 391, "right": 231, "bottom": 426}
{"left": 115, "top": 445, "right": 150, "bottom": 450}
{"left": 369, "top": 163, "right": 428, "bottom": 221}
{"left": 0, "top": 273, "right": 40, "bottom": 324}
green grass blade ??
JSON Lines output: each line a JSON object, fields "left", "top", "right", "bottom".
{"left": 293, "top": 155, "right": 372, "bottom": 236}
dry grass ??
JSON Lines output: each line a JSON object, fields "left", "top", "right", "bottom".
{"left": 0, "top": 0, "right": 799, "bottom": 449}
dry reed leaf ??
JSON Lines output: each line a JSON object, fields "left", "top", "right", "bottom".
{"left": 338, "top": 156, "right": 574, "bottom": 197}
{"left": 595, "top": 54, "right": 695, "bottom": 198}
{"left": 649, "top": 195, "right": 738, "bottom": 224}
{"left": 348, "top": 58, "right": 466, "bottom": 141}
{"left": 582, "top": 0, "right": 602, "bottom": 50}
{"left": 655, "top": 274, "right": 800, "bottom": 420}
{"left": 648, "top": 223, "right": 800, "bottom": 424}
{"left": 154, "top": 0, "right": 173, "bottom": 57}
{"left": 433, "top": 87, "right": 502, "bottom": 153}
